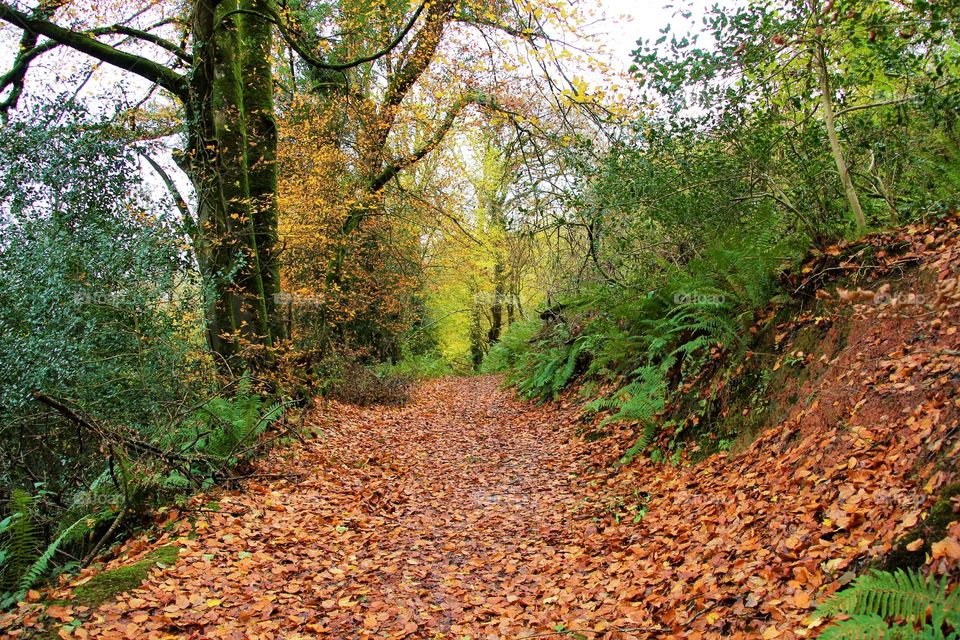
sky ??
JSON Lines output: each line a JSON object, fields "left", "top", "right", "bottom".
{"left": 594, "top": 0, "right": 710, "bottom": 71}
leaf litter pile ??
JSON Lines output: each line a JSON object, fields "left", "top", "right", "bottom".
{"left": 6, "top": 220, "right": 960, "bottom": 639}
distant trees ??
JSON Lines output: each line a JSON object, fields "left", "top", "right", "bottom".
{"left": 0, "top": 0, "right": 596, "bottom": 368}
{"left": 630, "top": 0, "right": 960, "bottom": 242}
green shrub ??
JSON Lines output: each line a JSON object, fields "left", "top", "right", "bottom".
{"left": 0, "top": 100, "right": 216, "bottom": 586}
{"left": 0, "top": 491, "right": 39, "bottom": 596}
{"left": 377, "top": 350, "right": 452, "bottom": 380}
{"left": 498, "top": 220, "right": 801, "bottom": 459}
{"left": 481, "top": 320, "right": 542, "bottom": 374}
{"left": 816, "top": 569, "right": 960, "bottom": 639}
{"left": 0, "top": 490, "right": 95, "bottom": 607}
{"left": 190, "top": 375, "right": 285, "bottom": 463}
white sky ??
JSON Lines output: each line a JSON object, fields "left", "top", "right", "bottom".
{"left": 594, "top": 0, "right": 712, "bottom": 71}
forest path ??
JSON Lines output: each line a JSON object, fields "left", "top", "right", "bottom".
{"left": 81, "top": 376, "right": 597, "bottom": 639}
{"left": 11, "top": 223, "right": 960, "bottom": 639}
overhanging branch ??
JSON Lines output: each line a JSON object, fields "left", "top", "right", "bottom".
{"left": 372, "top": 92, "right": 503, "bottom": 191}
{"left": 0, "top": 2, "right": 188, "bottom": 101}
{"left": 88, "top": 23, "right": 192, "bottom": 63}
{"left": 218, "top": 2, "right": 426, "bottom": 72}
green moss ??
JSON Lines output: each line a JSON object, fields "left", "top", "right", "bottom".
{"left": 72, "top": 545, "right": 180, "bottom": 608}
{"left": 879, "top": 483, "right": 960, "bottom": 572}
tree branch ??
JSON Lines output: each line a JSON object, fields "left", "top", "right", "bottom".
{"left": 381, "top": 0, "right": 452, "bottom": 112}
{"left": 138, "top": 151, "right": 196, "bottom": 240}
{"left": 451, "top": 14, "right": 542, "bottom": 42}
{"left": 834, "top": 78, "right": 959, "bottom": 117}
{"left": 0, "top": 38, "right": 58, "bottom": 117}
{"left": 218, "top": 2, "right": 426, "bottom": 72}
{"left": 372, "top": 92, "right": 499, "bottom": 191}
{"left": 0, "top": 1, "right": 69, "bottom": 117}
{"left": 0, "top": 2, "right": 188, "bottom": 101}
{"left": 88, "top": 23, "right": 192, "bottom": 63}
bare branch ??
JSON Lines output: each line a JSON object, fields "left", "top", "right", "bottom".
{"left": 88, "top": 22, "right": 192, "bottom": 63}
{"left": 218, "top": 3, "right": 426, "bottom": 72}
{"left": 0, "top": 2, "right": 188, "bottom": 101}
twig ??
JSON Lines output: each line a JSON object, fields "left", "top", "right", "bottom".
{"left": 225, "top": 472, "right": 303, "bottom": 482}
{"left": 82, "top": 507, "right": 127, "bottom": 568}
{"left": 32, "top": 392, "right": 209, "bottom": 485}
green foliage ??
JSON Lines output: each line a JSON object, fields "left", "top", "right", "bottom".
{"left": 510, "top": 328, "right": 598, "bottom": 400}
{"left": 481, "top": 320, "right": 541, "bottom": 374}
{"left": 377, "top": 350, "right": 453, "bottom": 380}
{"left": 588, "top": 365, "right": 666, "bottom": 431}
{"left": 190, "top": 376, "right": 284, "bottom": 463}
{"left": 501, "top": 220, "right": 794, "bottom": 460}
{"left": 816, "top": 569, "right": 960, "bottom": 639}
{"left": 0, "top": 101, "right": 292, "bottom": 602}
{"left": 13, "top": 517, "right": 90, "bottom": 604}
{"left": 0, "top": 490, "right": 39, "bottom": 596}
{"left": 0, "top": 100, "right": 201, "bottom": 418}
{"left": 629, "top": 0, "right": 960, "bottom": 237}
{"left": 0, "top": 99, "right": 209, "bottom": 504}
{"left": 0, "top": 490, "right": 95, "bottom": 607}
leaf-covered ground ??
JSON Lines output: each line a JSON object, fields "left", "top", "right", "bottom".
{"left": 7, "top": 221, "right": 960, "bottom": 639}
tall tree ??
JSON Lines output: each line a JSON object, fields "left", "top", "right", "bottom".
{"left": 0, "top": 0, "right": 426, "bottom": 368}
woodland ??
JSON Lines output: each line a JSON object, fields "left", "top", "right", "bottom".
{"left": 1, "top": 0, "right": 960, "bottom": 638}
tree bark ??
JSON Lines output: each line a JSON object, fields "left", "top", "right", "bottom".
{"left": 240, "top": 0, "right": 283, "bottom": 345}
{"left": 808, "top": 3, "right": 867, "bottom": 234}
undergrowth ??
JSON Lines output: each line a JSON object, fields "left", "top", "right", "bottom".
{"left": 0, "top": 376, "right": 286, "bottom": 608}
{"left": 816, "top": 569, "right": 960, "bottom": 639}
{"left": 484, "top": 225, "right": 800, "bottom": 461}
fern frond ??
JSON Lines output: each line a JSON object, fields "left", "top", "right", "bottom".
{"left": 817, "top": 569, "right": 951, "bottom": 627}
{"left": 817, "top": 568, "right": 960, "bottom": 640}
{"left": 620, "top": 422, "right": 659, "bottom": 464}
{"left": 15, "top": 516, "right": 89, "bottom": 599}
{"left": 0, "top": 490, "right": 40, "bottom": 594}
{"left": 816, "top": 613, "right": 889, "bottom": 640}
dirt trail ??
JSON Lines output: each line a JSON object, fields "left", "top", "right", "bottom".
{"left": 12, "top": 215, "right": 960, "bottom": 640}
{"left": 74, "top": 377, "right": 596, "bottom": 639}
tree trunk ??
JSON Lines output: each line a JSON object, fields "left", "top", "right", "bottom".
{"left": 185, "top": 0, "right": 280, "bottom": 369}
{"left": 469, "top": 301, "right": 485, "bottom": 368}
{"left": 808, "top": 1, "right": 867, "bottom": 234}
{"left": 240, "top": 0, "right": 284, "bottom": 345}
{"left": 487, "top": 260, "right": 505, "bottom": 345}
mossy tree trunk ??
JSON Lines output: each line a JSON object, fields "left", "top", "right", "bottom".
{"left": 184, "top": 0, "right": 280, "bottom": 368}
{"left": 0, "top": 0, "right": 426, "bottom": 369}
{"left": 239, "top": 0, "right": 283, "bottom": 346}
